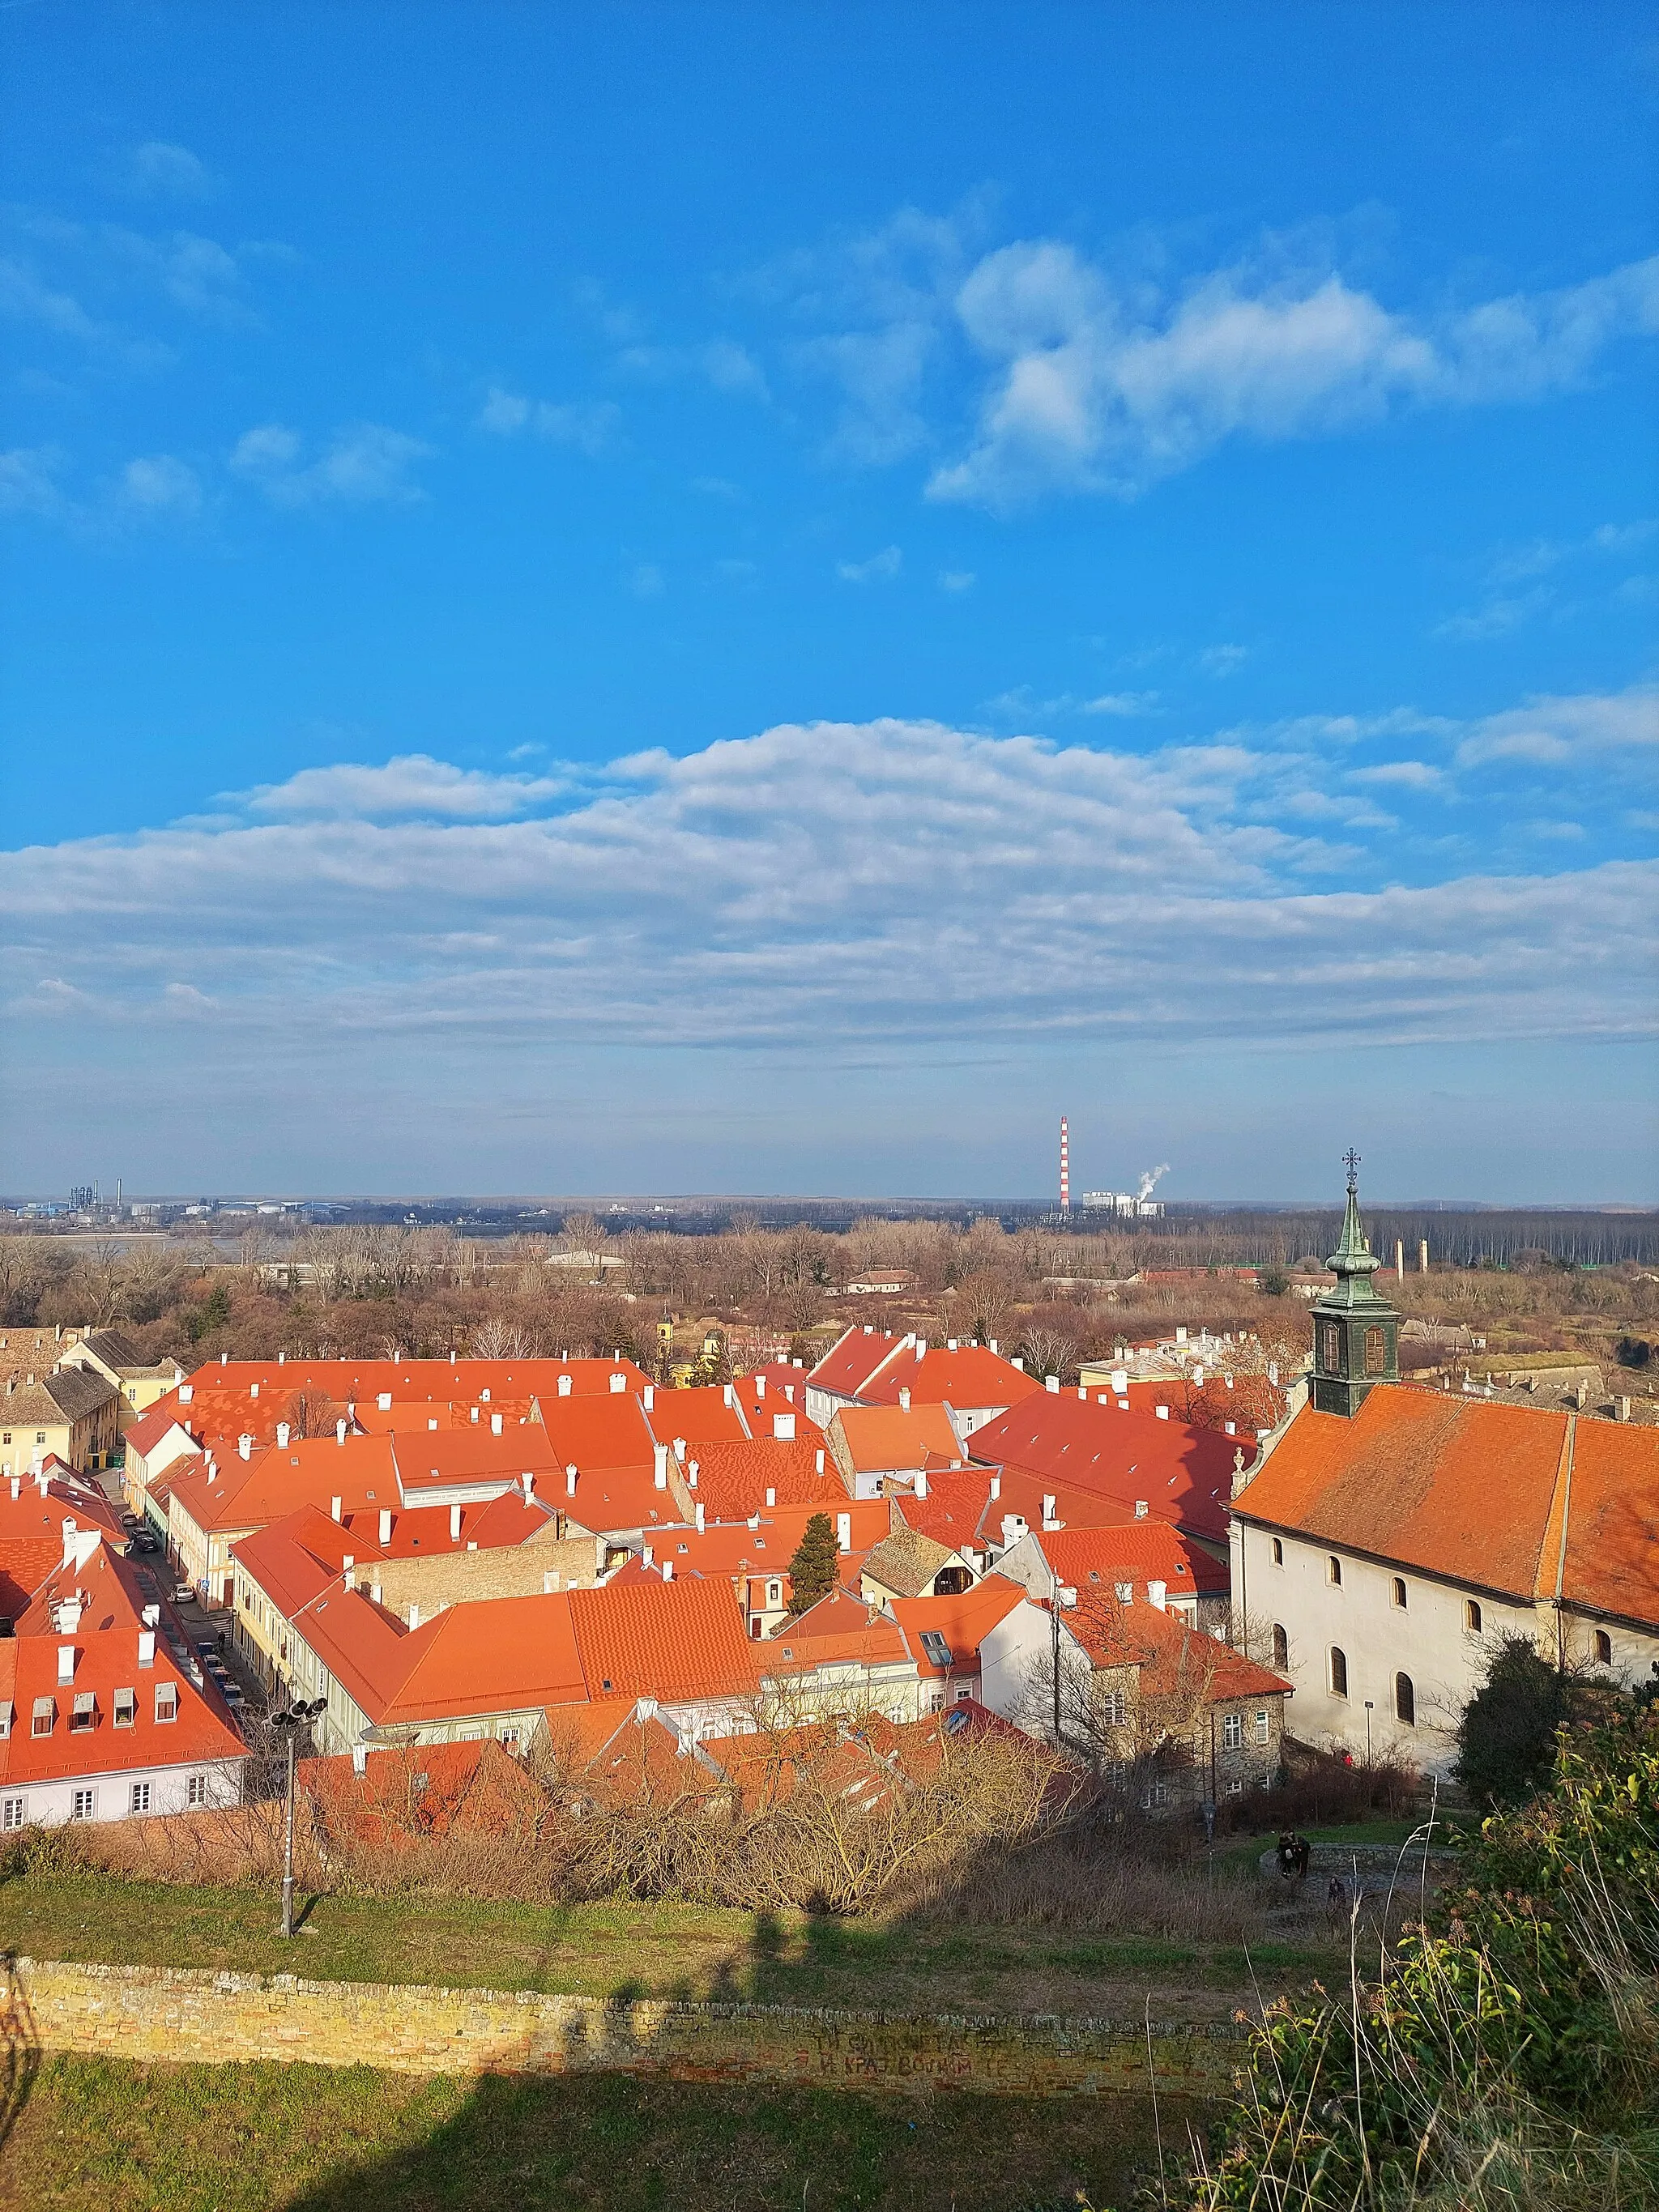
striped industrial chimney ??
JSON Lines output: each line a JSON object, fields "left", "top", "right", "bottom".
{"left": 1059, "top": 1116, "right": 1070, "bottom": 1212}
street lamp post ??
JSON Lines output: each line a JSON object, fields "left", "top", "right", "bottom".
{"left": 1363, "top": 1699, "right": 1374, "bottom": 1763}
{"left": 272, "top": 1696, "right": 329, "bottom": 1938}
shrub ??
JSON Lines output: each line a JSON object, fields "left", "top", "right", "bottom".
{"left": 1456, "top": 1634, "right": 1572, "bottom": 1809}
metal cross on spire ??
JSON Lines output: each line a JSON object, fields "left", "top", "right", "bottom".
{"left": 1343, "top": 1147, "right": 1361, "bottom": 1193}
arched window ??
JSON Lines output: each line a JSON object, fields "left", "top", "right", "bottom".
{"left": 1394, "top": 1672, "right": 1415, "bottom": 1726}
{"left": 1392, "top": 1576, "right": 1408, "bottom": 1609}
{"left": 1271, "top": 1624, "right": 1288, "bottom": 1669}
{"left": 1465, "top": 1599, "right": 1483, "bottom": 1634}
{"left": 1593, "top": 1630, "right": 1612, "bottom": 1667}
{"left": 1327, "top": 1554, "right": 1342, "bottom": 1587}
{"left": 1271, "top": 1537, "right": 1284, "bottom": 1566}
{"left": 1329, "top": 1647, "right": 1348, "bottom": 1698}
{"left": 1364, "top": 1327, "right": 1386, "bottom": 1375}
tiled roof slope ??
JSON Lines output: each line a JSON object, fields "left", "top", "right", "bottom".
{"left": 967, "top": 1395, "right": 1239, "bottom": 1542}
{"left": 806, "top": 1328, "right": 904, "bottom": 1401}
{"left": 889, "top": 1574, "right": 1027, "bottom": 1677}
{"left": 856, "top": 1342, "right": 1043, "bottom": 1413}
{"left": 677, "top": 1436, "right": 843, "bottom": 1519}
{"left": 833, "top": 1403, "right": 962, "bottom": 1473}
{"left": 1031, "top": 1523, "right": 1228, "bottom": 1598}
{"left": 568, "top": 1575, "right": 761, "bottom": 1704}
{"left": 1237, "top": 1389, "right": 1659, "bottom": 1623}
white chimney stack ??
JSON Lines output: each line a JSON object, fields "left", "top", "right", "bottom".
{"left": 642, "top": 1384, "right": 655, "bottom": 1410}
{"left": 408, "top": 1602, "right": 420, "bottom": 1630}
{"left": 1041, "top": 1494, "right": 1056, "bottom": 1524}
{"left": 179, "top": 1383, "right": 193, "bottom": 1404}
{"left": 765, "top": 1486, "right": 776, "bottom": 1507}
{"left": 988, "top": 1473, "right": 1000, "bottom": 1500}
{"left": 653, "top": 1443, "right": 668, "bottom": 1490}
{"left": 138, "top": 1630, "right": 156, "bottom": 1667}
{"left": 694, "top": 1501, "right": 705, "bottom": 1532}
{"left": 491, "top": 1412, "right": 503, "bottom": 1434}
{"left": 915, "top": 1469, "right": 928, "bottom": 1498}
{"left": 238, "top": 1434, "right": 252, "bottom": 1460}
{"left": 1134, "top": 1499, "right": 1148, "bottom": 1519}
{"left": 1148, "top": 1579, "right": 1166, "bottom": 1611}
{"left": 377, "top": 1392, "right": 392, "bottom": 1411}
{"left": 558, "top": 1375, "right": 572, "bottom": 1397}
{"left": 836, "top": 1512, "right": 851, "bottom": 1553}
{"left": 450, "top": 1503, "right": 463, "bottom": 1541}
{"left": 772, "top": 1413, "right": 795, "bottom": 1440}
{"left": 566, "top": 1466, "right": 578, "bottom": 1497}
{"left": 57, "top": 1644, "right": 75, "bottom": 1684}
{"left": 276, "top": 1422, "right": 291, "bottom": 1448}
{"left": 755, "top": 1375, "right": 766, "bottom": 1398}
{"left": 352, "top": 1743, "right": 368, "bottom": 1775}
{"left": 1155, "top": 1404, "right": 1170, "bottom": 1421}
{"left": 898, "top": 1386, "right": 911, "bottom": 1413}
{"left": 1045, "top": 1375, "right": 1060, "bottom": 1394}
{"left": 336, "top": 1418, "right": 348, "bottom": 1445}
{"left": 815, "top": 1448, "right": 825, "bottom": 1473}
{"left": 609, "top": 1372, "right": 626, "bottom": 1395}
{"left": 378, "top": 1508, "right": 392, "bottom": 1545}
{"left": 723, "top": 1383, "right": 734, "bottom": 1406}
{"left": 249, "top": 1382, "right": 260, "bottom": 1400}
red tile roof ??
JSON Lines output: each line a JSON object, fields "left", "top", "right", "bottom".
{"left": 889, "top": 1574, "right": 1028, "bottom": 1678}
{"left": 833, "top": 1403, "right": 962, "bottom": 1474}
{"left": 643, "top": 1386, "right": 752, "bottom": 1448}
{"left": 300, "top": 1737, "right": 548, "bottom": 1842}
{"left": 1237, "top": 1389, "right": 1659, "bottom": 1623}
{"left": 807, "top": 1328, "right": 906, "bottom": 1401}
{"left": 762, "top": 1588, "right": 913, "bottom": 1677}
{"left": 677, "top": 1436, "right": 844, "bottom": 1519}
{"left": 1026, "top": 1522, "right": 1229, "bottom": 1599}
{"left": 855, "top": 1342, "right": 1043, "bottom": 1415}
{"left": 967, "top": 1395, "right": 1241, "bottom": 1542}
{"left": 1062, "top": 1592, "right": 1290, "bottom": 1702}
{"left": 568, "top": 1575, "right": 761, "bottom": 1704}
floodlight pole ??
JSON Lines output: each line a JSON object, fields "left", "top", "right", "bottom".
{"left": 280, "top": 1723, "right": 299, "bottom": 1939}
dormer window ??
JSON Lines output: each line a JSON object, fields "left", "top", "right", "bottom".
{"left": 154, "top": 1684, "right": 178, "bottom": 1724}
{"left": 113, "top": 1689, "right": 137, "bottom": 1728}
{"left": 32, "top": 1697, "right": 54, "bottom": 1737}
{"left": 70, "top": 1692, "right": 96, "bottom": 1733}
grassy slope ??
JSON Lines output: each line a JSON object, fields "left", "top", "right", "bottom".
{"left": 0, "top": 1868, "right": 1335, "bottom": 2020}
{"left": 0, "top": 2054, "right": 1200, "bottom": 2212}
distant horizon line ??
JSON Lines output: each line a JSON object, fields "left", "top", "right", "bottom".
{"left": 6, "top": 1192, "right": 1657, "bottom": 1215}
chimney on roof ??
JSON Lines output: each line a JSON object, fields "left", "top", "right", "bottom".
{"left": 765, "top": 1486, "right": 776, "bottom": 1507}
{"left": 180, "top": 1384, "right": 193, "bottom": 1404}
{"left": 558, "top": 1375, "right": 572, "bottom": 1398}
{"left": 815, "top": 1448, "right": 824, "bottom": 1474}
{"left": 139, "top": 1629, "right": 155, "bottom": 1667}
{"left": 1134, "top": 1500, "right": 1148, "bottom": 1519}
{"left": 343, "top": 1562, "right": 356, "bottom": 1590}
{"left": 331, "top": 1495, "right": 342, "bottom": 1522}
{"left": 379, "top": 1509, "right": 392, "bottom": 1545}
{"left": 7, "top": 1480, "right": 16, "bottom": 1503}
{"left": 723, "top": 1383, "right": 734, "bottom": 1407}
{"left": 352, "top": 1742, "right": 368, "bottom": 1775}
{"left": 642, "top": 1384, "right": 655, "bottom": 1411}
{"left": 653, "top": 1443, "right": 668, "bottom": 1490}
{"left": 1148, "top": 1579, "right": 1166, "bottom": 1611}
{"left": 898, "top": 1386, "right": 911, "bottom": 1413}
{"left": 662, "top": 1559, "right": 673, "bottom": 1581}
{"left": 57, "top": 1644, "right": 75, "bottom": 1685}
{"left": 566, "top": 1466, "right": 578, "bottom": 1498}
{"left": 335, "top": 1418, "right": 348, "bottom": 1446}
{"left": 688, "top": 1460, "right": 699, "bottom": 1487}
{"left": 1224, "top": 1420, "right": 1235, "bottom": 1435}
{"left": 1011, "top": 1357, "right": 1025, "bottom": 1372}
{"left": 408, "top": 1602, "right": 420, "bottom": 1630}
{"left": 1045, "top": 1375, "right": 1060, "bottom": 1394}
{"left": 989, "top": 1473, "right": 1000, "bottom": 1500}
{"left": 250, "top": 1382, "right": 260, "bottom": 1400}
{"left": 772, "top": 1413, "right": 795, "bottom": 1441}
{"left": 450, "top": 1350, "right": 457, "bottom": 1365}
{"left": 450, "top": 1502, "right": 463, "bottom": 1540}
{"left": 1268, "top": 1361, "right": 1280, "bottom": 1386}
{"left": 1155, "top": 1405, "right": 1170, "bottom": 1421}
{"left": 988, "top": 1339, "right": 998, "bottom": 1354}
{"left": 238, "top": 1434, "right": 252, "bottom": 1460}
{"left": 672, "top": 1437, "right": 685, "bottom": 1459}
{"left": 915, "top": 1342, "right": 925, "bottom": 1362}
{"left": 755, "top": 1375, "right": 766, "bottom": 1398}
{"left": 1041, "top": 1494, "right": 1056, "bottom": 1524}
{"left": 610, "top": 1372, "right": 626, "bottom": 1395}
{"left": 220, "top": 1353, "right": 228, "bottom": 1366}
{"left": 470, "top": 1406, "right": 479, "bottom": 1423}
{"left": 836, "top": 1512, "right": 851, "bottom": 1553}
{"left": 915, "top": 1469, "right": 928, "bottom": 1498}
{"left": 694, "top": 1501, "right": 705, "bottom": 1532}
{"left": 522, "top": 1471, "right": 535, "bottom": 1502}
{"left": 491, "top": 1412, "right": 503, "bottom": 1435}
{"left": 947, "top": 1338, "right": 957, "bottom": 1353}
{"left": 370, "top": 1580, "right": 382, "bottom": 1603}
{"left": 276, "top": 1422, "right": 291, "bottom": 1449}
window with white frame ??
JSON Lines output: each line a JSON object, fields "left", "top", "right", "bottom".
{"left": 1, "top": 1796, "right": 25, "bottom": 1831}
{"left": 130, "top": 1782, "right": 151, "bottom": 1815}
{"left": 154, "top": 1683, "right": 177, "bottom": 1723}
{"left": 70, "top": 1788, "right": 96, "bottom": 1821}
{"left": 1101, "top": 1688, "right": 1128, "bottom": 1728}
{"left": 186, "top": 1774, "right": 208, "bottom": 1808}
{"left": 1222, "top": 1712, "right": 1243, "bottom": 1750}
{"left": 1253, "top": 1709, "right": 1270, "bottom": 1745}
{"left": 113, "top": 1688, "right": 136, "bottom": 1728}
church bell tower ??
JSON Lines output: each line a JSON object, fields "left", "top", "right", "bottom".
{"left": 1310, "top": 1152, "right": 1399, "bottom": 1417}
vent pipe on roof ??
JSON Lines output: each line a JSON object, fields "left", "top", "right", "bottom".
{"left": 1154, "top": 1405, "right": 1170, "bottom": 1422}
{"left": 331, "top": 1495, "right": 342, "bottom": 1522}
{"left": 765, "top": 1486, "right": 776, "bottom": 1507}
{"left": 566, "top": 1466, "right": 578, "bottom": 1498}
{"left": 1134, "top": 1500, "right": 1148, "bottom": 1519}
{"left": 653, "top": 1443, "right": 668, "bottom": 1490}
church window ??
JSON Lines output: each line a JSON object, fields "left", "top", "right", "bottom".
{"left": 1327, "top": 1554, "right": 1342, "bottom": 1587}
{"left": 1271, "top": 1624, "right": 1288, "bottom": 1669}
{"left": 1395, "top": 1673, "right": 1415, "bottom": 1726}
{"left": 1465, "top": 1600, "right": 1482, "bottom": 1634}
{"left": 1593, "top": 1630, "right": 1612, "bottom": 1666}
{"left": 1365, "top": 1328, "right": 1386, "bottom": 1375}
{"left": 1329, "top": 1647, "right": 1349, "bottom": 1698}
{"left": 1320, "top": 1325, "right": 1340, "bottom": 1370}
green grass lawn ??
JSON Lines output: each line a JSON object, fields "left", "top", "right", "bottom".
{"left": 0, "top": 2052, "right": 1198, "bottom": 2212}
{"left": 0, "top": 1866, "right": 1339, "bottom": 2020}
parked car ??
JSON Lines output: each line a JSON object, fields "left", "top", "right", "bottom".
{"left": 173, "top": 1582, "right": 195, "bottom": 1605}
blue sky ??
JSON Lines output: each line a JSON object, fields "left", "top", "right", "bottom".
{"left": 2, "top": 2, "right": 1656, "bottom": 1202}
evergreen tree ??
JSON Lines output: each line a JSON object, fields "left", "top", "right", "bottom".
{"left": 1456, "top": 1635, "right": 1569, "bottom": 1806}
{"left": 786, "top": 1512, "right": 841, "bottom": 1614}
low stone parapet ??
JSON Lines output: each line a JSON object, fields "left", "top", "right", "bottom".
{"left": 0, "top": 1955, "right": 1243, "bottom": 2099}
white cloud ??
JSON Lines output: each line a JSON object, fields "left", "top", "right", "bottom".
{"left": 1082, "top": 692, "right": 1158, "bottom": 717}
{"left": 230, "top": 420, "right": 433, "bottom": 506}
{"left": 938, "top": 569, "right": 975, "bottom": 592}
{"left": 4, "top": 706, "right": 1649, "bottom": 1083}
{"left": 1347, "top": 760, "right": 1449, "bottom": 792}
{"left": 0, "top": 446, "right": 65, "bottom": 518}
{"left": 1456, "top": 686, "right": 1659, "bottom": 768}
{"left": 476, "top": 386, "right": 621, "bottom": 456}
{"left": 128, "top": 143, "right": 212, "bottom": 198}
{"left": 628, "top": 562, "right": 666, "bottom": 599}
{"left": 916, "top": 243, "right": 1659, "bottom": 506}
{"left": 225, "top": 755, "right": 572, "bottom": 822}
{"left": 1198, "top": 642, "right": 1251, "bottom": 676}
{"left": 837, "top": 545, "right": 902, "bottom": 584}
{"left": 118, "top": 454, "right": 203, "bottom": 515}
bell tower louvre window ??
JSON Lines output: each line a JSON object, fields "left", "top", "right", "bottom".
{"left": 1308, "top": 1153, "right": 1400, "bottom": 1417}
